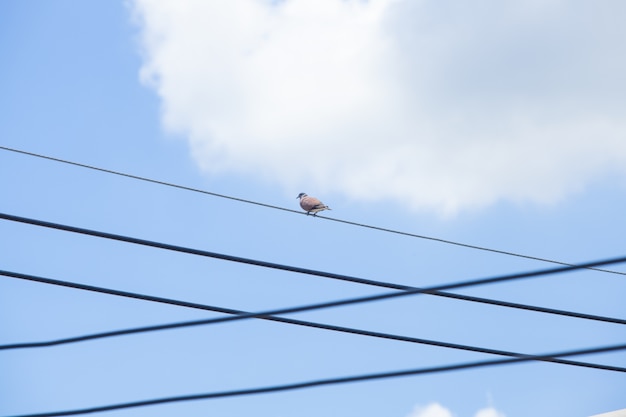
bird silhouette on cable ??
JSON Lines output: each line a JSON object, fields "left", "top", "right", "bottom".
{"left": 297, "top": 193, "right": 331, "bottom": 216}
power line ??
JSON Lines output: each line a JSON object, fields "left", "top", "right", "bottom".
{"left": 2, "top": 267, "right": 624, "bottom": 350}
{"left": 5, "top": 342, "right": 626, "bottom": 417}
{"left": 2, "top": 268, "right": 624, "bottom": 368}
{"left": 0, "top": 212, "right": 403, "bottom": 290}
{"left": 0, "top": 145, "right": 296, "bottom": 214}
{"left": 3, "top": 213, "right": 626, "bottom": 327}
{"left": 3, "top": 149, "right": 623, "bottom": 417}
{"left": 2, "top": 145, "right": 624, "bottom": 276}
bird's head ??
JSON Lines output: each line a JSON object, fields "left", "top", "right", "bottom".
{"left": 297, "top": 193, "right": 307, "bottom": 199}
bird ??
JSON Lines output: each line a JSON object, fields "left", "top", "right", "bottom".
{"left": 297, "top": 193, "right": 331, "bottom": 216}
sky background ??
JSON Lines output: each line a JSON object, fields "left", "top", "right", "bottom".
{"left": 1, "top": 1, "right": 625, "bottom": 417}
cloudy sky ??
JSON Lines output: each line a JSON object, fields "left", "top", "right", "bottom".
{"left": 1, "top": 1, "right": 625, "bottom": 417}
{"left": 134, "top": 0, "right": 626, "bottom": 215}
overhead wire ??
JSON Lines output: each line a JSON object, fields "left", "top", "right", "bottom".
{"left": 5, "top": 342, "right": 626, "bottom": 417}
{"left": 3, "top": 213, "right": 626, "bottom": 327}
{"left": 1, "top": 262, "right": 624, "bottom": 351}
{"left": 2, "top": 268, "right": 625, "bottom": 367}
{"left": 2, "top": 147, "right": 625, "bottom": 416}
{"left": 2, "top": 145, "right": 625, "bottom": 276}
{"left": 2, "top": 238, "right": 624, "bottom": 415}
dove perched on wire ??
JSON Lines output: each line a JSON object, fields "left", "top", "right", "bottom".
{"left": 297, "top": 193, "right": 331, "bottom": 216}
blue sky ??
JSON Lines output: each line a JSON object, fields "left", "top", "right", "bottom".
{"left": 1, "top": 1, "right": 625, "bottom": 417}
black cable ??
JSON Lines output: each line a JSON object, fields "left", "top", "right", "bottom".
{"left": 3, "top": 293, "right": 623, "bottom": 349}
{"left": 0, "top": 212, "right": 404, "bottom": 290}
{"left": 3, "top": 213, "right": 626, "bottom": 326}
{"left": 0, "top": 146, "right": 298, "bottom": 214}
{"left": 5, "top": 343, "right": 626, "bottom": 417}
{"left": 2, "top": 268, "right": 625, "bottom": 368}
{"left": 3, "top": 147, "right": 623, "bottom": 416}
{"left": 2, "top": 145, "right": 624, "bottom": 276}
{"left": 2, "top": 263, "right": 625, "bottom": 351}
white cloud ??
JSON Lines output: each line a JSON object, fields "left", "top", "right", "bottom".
{"left": 131, "top": 0, "right": 626, "bottom": 215}
{"left": 406, "top": 403, "right": 454, "bottom": 417}
{"left": 474, "top": 406, "right": 506, "bottom": 417}
{"left": 405, "top": 403, "right": 505, "bottom": 417}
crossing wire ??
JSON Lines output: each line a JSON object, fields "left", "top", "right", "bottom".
{"left": 3, "top": 148, "right": 625, "bottom": 416}
{"left": 4, "top": 343, "right": 626, "bottom": 417}
{"left": 3, "top": 213, "right": 626, "bottom": 327}
{"left": 2, "top": 267, "right": 625, "bottom": 366}
{"left": 1, "top": 262, "right": 624, "bottom": 351}
{"left": 2, "top": 145, "right": 625, "bottom": 276}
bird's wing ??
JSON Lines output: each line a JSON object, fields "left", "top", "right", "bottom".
{"left": 301, "top": 196, "right": 324, "bottom": 211}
